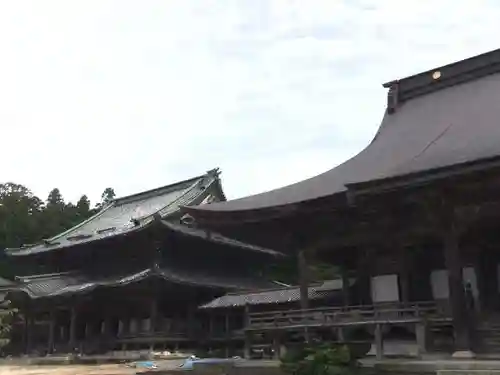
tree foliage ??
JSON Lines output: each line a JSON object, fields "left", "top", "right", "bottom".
{"left": 0, "top": 300, "right": 17, "bottom": 350}
{"left": 0, "top": 183, "right": 114, "bottom": 278}
{"left": 101, "top": 187, "right": 116, "bottom": 206}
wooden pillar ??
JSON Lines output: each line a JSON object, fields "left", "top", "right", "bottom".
{"left": 243, "top": 304, "right": 251, "bottom": 359}
{"left": 187, "top": 307, "right": 195, "bottom": 338}
{"left": 244, "top": 332, "right": 252, "bottom": 359}
{"left": 340, "top": 266, "right": 351, "bottom": 306}
{"left": 356, "top": 249, "right": 372, "bottom": 305}
{"left": 48, "top": 309, "right": 56, "bottom": 354}
{"left": 374, "top": 323, "right": 384, "bottom": 360}
{"left": 415, "top": 321, "right": 428, "bottom": 357}
{"left": 225, "top": 313, "right": 230, "bottom": 336}
{"left": 69, "top": 306, "right": 77, "bottom": 350}
{"left": 297, "top": 247, "right": 310, "bottom": 310}
{"left": 122, "top": 317, "right": 130, "bottom": 336}
{"left": 272, "top": 334, "right": 281, "bottom": 360}
{"left": 24, "top": 310, "right": 33, "bottom": 355}
{"left": 337, "top": 327, "right": 345, "bottom": 343}
{"left": 209, "top": 313, "right": 214, "bottom": 337}
{"left": 150, "top": 299, "right": 158, "bottom": 333}
{"left": 443, "top": 218, "right": 472, "bottom": 354}
{"left": 399, "top": 251, "right": 411, "bottom": 305}
{"left": 297, "top": 247, "right": 310, "bottom": 343}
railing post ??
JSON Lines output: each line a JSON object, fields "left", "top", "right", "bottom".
{"left": 374, "top": 323, "right": 384, "bottom": 360}
{"left": 415, "top": 320, "right": 428, "bottom": 357}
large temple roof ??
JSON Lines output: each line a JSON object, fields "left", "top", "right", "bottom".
{"left": 185, "top": 48, "right": 500, "bottom": 219}
{"left": 6, "top": 169, "right": 224, "bottom": 256}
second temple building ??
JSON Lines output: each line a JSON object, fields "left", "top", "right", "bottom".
{"left": 4, "top": 169, "right": 283, "bottom": 356}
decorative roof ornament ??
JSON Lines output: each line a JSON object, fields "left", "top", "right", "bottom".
{"left": 200, "top": 194, "right": 216, "bottom": 205}
{"left": 386, "top": 81, "right": 400, "bottom": 114}
{"left": 206, "top": 168, "right": 221, "bottom": 178}
{"left": 180, "top": 213, "right": 196, "bottom": 227}
{"left": 432, "top": 70, "right": 442, "bottom": 80}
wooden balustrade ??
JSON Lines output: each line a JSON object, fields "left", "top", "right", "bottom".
{"left": 246, "top": 301, "right": 450, "bottom": 331}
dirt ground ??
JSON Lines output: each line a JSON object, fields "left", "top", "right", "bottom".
{"left": 0, "top": 363, "right": 181, "bottom": 375}
{"left": 0, "top": 364, "right": 145, "bottom": 375}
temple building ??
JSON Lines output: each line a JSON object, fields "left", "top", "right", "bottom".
{"left": 4, "top": 169, "right": 283, "bottom": 356}
{"left": 184, "top": 48, "right": 500, "bottom": 358}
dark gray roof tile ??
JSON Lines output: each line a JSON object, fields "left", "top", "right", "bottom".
{"left": 7, "top": 170, "right": 222, "bottom": 256}
{"left": 199, "top": 278, "right": 349, "bottom": 309}
{"left": 11, "top": 264, "right": 276, "bottom": 299}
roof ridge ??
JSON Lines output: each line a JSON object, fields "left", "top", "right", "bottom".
{"left": 113, "top": 169, "right": 218, "bottom": 205}
{"left": 383, "top": 47, "right": 500, "bottom": 109}
{"left": 384, "top": 47, "right": 500, "bottom": 87}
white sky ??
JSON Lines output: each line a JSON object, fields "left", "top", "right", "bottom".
{"left": 1, "top": 0, "right": 499, "bottom": 205}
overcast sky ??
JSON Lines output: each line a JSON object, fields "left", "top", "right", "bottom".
{"left": 1, "top": 1, "right": 499, "bottom": 205}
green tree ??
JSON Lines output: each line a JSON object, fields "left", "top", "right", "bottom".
{"left": 0, "top": 183, "right": 44, "bottom": 278}
{"left": 95, "top": 187, "right": 116, "bottom": 211}
{"left": 46, "top": 188, "right": 64, "bottom": 208}
{"left": 0, "top": 183, "right": 44, "bottom": 249}
{"left": 39, "top": 188, "right": 68, "bottom": 239}
{"left": 76, "top": 195, "right": 90, "bottom": 215}
{"left": 101, "top": 188, "right": 116, "bottom": 205}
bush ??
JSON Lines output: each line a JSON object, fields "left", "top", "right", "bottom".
{"left": 280, "top": 343, "right": 360, "bottom": 375}
{"left": 0, "top": 300, "right": 17, "bottom": 351}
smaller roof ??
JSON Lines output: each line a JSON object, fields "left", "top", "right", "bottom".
{"left": 11, "top": 264, "right": 278, "bottom": 300}
{"left": 199, "top": 279, "right": 351, "bottom": 309}
{"left": 7, "top": 169, "right": 223, "bottom": 256}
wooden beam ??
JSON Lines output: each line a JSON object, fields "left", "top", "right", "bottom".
{"left": 48, "top": 309, "right": 55, "bottom": 354}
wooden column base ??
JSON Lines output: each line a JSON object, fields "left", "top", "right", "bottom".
{"left": 415, "top": 322, "right": 428, "bottom": 357}
{"left": 244, "top": 332, "right": 252, "bottom": 359}
{"left": 451, "top": 350, "right": 476, "bottom": 359}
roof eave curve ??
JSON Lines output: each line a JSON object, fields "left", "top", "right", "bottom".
{"left": 183, "top": 47, "right": 500, "bottom": 223}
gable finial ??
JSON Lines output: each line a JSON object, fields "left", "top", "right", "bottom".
{"left": 206, "top": 168, "right": 221, "bottom": 178}
{"left": 386, "top": 81, "right": 400, "bottom": 114}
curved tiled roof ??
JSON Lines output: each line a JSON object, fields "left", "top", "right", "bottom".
{"left": 11, "top": 263, "right": 277, "bottom": 299}
{"left": 7, "top": 169, "right": 223, "bottom": 256}
{"left": 185, "top": 48, "right": 500, "bottom": 218}
{"left": 199, "top": 279, "right": 351, "bottom": 309}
